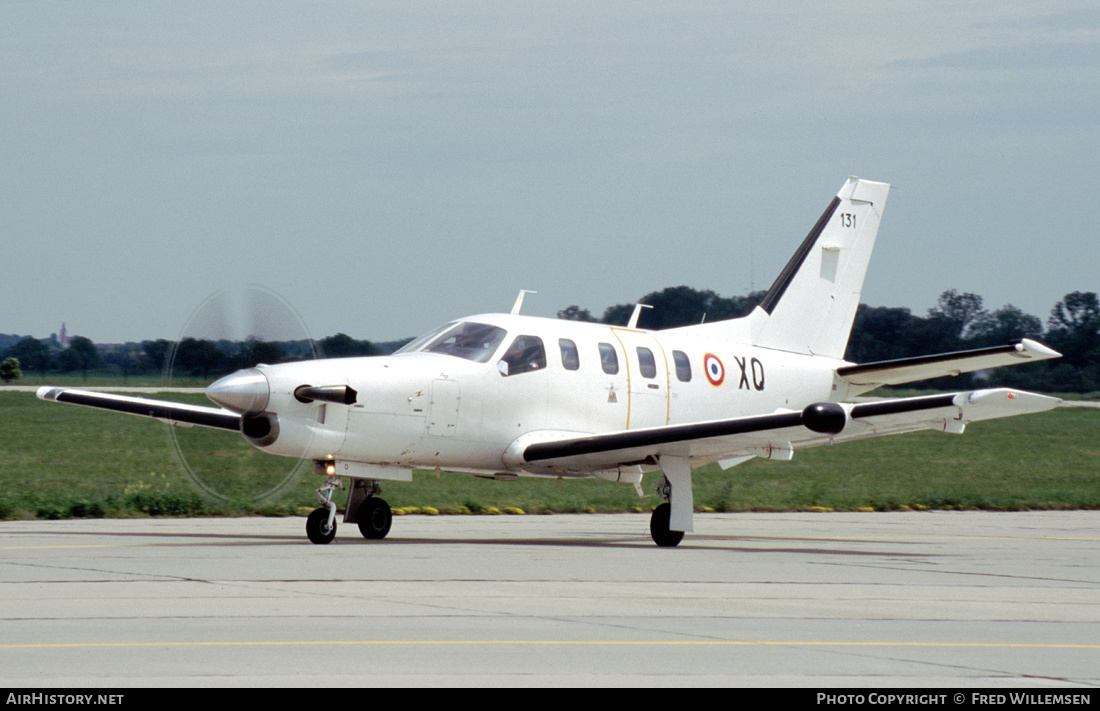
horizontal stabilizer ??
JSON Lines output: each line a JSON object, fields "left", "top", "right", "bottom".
{"left": 838, "top": 339, "right": 1061, "bottom": 395}
{"left": 37, "top": 387, "right": 241, "bottom": 431}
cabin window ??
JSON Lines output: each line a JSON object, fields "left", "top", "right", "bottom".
{"left": 415, "top": 321, "right": 507, "bottom": 363}
{"left": 559, "top": 338, "right": 580, "bottom": 371}
{"left": 499, "top": 335, "right": 546, "bottom": 376}
{"left": 598, "top": 343, "right": 619, "bottom": 375}
{"left": 637, "top": 347, "right": 656, "bottom": 378}
{"left": 673, "top": 350, "right": 691, "bottom": 382}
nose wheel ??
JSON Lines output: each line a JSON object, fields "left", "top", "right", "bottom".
{"left": 306, "top": 472, "right": 343, "bottom": 544}
{"left": 306, "top": 507, "right": 337, "bottom": 544}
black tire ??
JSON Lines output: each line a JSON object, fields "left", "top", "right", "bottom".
{"left": 306, "top": 507, "right": 337, "bottom": 544}
{"left": 358, "top": 498, "right": 392, "bottom": 540}
{"left": 650, "top": 503, "right": 685, "bottom": 548}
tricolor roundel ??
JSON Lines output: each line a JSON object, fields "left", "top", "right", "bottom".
{"left": 703, "top": 353, "right": 725, "bottom": 387}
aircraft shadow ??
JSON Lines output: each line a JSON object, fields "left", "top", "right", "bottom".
{"left": 7, "top": 525, "right": 935, "bottom": 557}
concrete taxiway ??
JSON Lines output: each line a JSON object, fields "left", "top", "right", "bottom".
{"left": 1, "top": 511, "right": 1098, "bottom": 687}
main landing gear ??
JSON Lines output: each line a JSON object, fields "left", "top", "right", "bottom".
{"left": 306, "top": 474, "right": 392, "bottom": 544}
{"left": 649, "top": 473, "right": 686, "bottom": 548}
{"left": 356, "top": 496, "right": 392, "bottom": 540}
{"left": 649, "top": 502, "right": 685, "bottom": 548}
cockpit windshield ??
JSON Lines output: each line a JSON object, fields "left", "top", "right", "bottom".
{"left": 393, "top": 321, "right": 507, "bottom": 363}
{"left": 393, "top": 321, "right": 456, "bottom": 355}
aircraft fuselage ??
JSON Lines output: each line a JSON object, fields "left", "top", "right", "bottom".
{"left": 239, "top": 312, "right": 841, "bottom": 481}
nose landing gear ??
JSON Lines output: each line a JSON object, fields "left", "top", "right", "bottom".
{"left": 306, "top": 473, "right": 342, "bottom": 544}
{"left": 305, "top": 474, "right": 393, "bottom": 544}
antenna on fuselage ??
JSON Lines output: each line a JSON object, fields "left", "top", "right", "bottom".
{"left": 510, "top": 290, "right": 537, "bottom": 315}
{"left": 626, "top": 303, "right": 653, "bottom": 329}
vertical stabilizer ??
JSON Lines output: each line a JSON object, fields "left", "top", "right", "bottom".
{"left": 749, "top": 177, "right": 889, "bottom": 358}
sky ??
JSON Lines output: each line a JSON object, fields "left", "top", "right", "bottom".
{"left": 2, "top": 1, "right": 1098, "bottom": 345}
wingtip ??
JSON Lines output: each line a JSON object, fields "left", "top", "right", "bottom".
{"left": 961, "top": 388, "right": 1062, "bottom": 414}
{"left": 1017, "top": 339, "right": 1062, "bottom": 359}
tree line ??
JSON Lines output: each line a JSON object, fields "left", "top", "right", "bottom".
{"left": 3, "top": 288, "right": 1097, "bottom": 392}
{"left": 0, "top": 333, "right": 388, "bottom": 381}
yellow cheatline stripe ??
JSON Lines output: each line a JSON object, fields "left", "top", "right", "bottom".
{"left": 2, "top": 640, "right": 1098, "bottom": 650}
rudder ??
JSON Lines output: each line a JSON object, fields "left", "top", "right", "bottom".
{"left": 750, "top": 177, "right": 890, "bottom": 358}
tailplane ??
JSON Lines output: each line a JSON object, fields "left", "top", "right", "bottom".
{"left": 676, "top": 177, "right": 890, "bottom": 359}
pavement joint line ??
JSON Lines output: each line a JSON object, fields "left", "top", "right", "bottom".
{"left": 3, "top": 640, "right": 1099, "bottom": 650}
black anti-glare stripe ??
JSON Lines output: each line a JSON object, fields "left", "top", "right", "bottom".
{"left": 54, "top": 391, "right": 242, "bottom": 431}
{"left": 849, "top": 394, "right": 956, "bottom": 419}
{"left": 837, "top": 344, "right": 1023, "bottom": 378}
{"left": 758, "top": 196, "right": 841, "bottom": 315}
{"left": 523, "top": 411, "right": 805, "bottom": 463}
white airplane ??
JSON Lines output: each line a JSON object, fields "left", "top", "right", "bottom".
{"left": 38, "top": 177, "right": 1062, "bottom": 546}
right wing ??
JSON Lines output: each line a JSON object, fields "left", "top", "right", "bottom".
{"left": 36, "top": 387, "right": 241, "bottom": 431}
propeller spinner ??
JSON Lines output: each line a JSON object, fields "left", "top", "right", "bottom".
{"left": 206, "top": 368, "right": 270, "bottom": 415}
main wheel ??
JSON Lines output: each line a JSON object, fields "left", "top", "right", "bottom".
{"left": 306, "top": 507, "right": 337, "bottom": 544}
{"left": 650, "top": 503, "right": 685, "bottom": 547}
{"left": 358, "top": 498, "right": 392, "bottom": 540}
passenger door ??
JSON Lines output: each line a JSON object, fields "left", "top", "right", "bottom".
{"left": 609, "top": 328, "right": 670, "bottom": 429}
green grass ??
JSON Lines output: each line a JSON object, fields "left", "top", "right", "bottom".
{"left": 1, "top": 391, "right": 1097, "bottom": 520}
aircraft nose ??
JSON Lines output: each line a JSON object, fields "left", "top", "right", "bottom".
{"left": 206, "top": 368, "right": 270, "bottom": 415}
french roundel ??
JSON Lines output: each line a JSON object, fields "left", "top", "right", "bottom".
{"left": 703, "top": 353, "right": 725, "bottom": 386}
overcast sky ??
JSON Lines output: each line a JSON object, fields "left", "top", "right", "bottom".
{"left": 2, "top": 2, "right": 1097, "bottom": 345}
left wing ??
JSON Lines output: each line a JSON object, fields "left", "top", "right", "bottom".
{"left": 504, "top": 388, "right": 1060, "bottom": 475}
{"left": 36, "top": 387, "right": 241, "bottom": 431}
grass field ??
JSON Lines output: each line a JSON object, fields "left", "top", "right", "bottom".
{"left": 1, "top": 391, "right": 1097, "bottom": 520}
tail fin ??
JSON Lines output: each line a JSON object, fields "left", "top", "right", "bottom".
{"left": 689, "top": 177, "right": 885, "bottom": 359}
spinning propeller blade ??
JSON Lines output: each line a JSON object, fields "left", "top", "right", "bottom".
{"left": 167, "top": 285, "right": 317, "bottom": 502}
